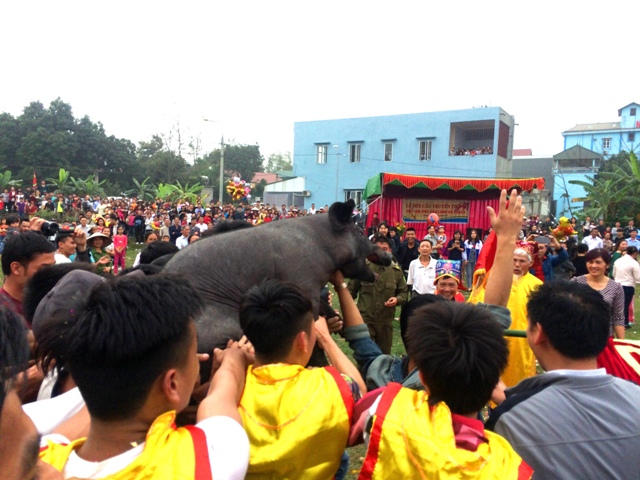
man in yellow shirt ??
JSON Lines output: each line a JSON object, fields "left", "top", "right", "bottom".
{"left": 238, "top": 279, "right": 366, "bottom": 479}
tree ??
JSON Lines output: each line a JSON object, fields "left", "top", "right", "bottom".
{"left": 569, "top": 151, "right": 640, "bottom": 222}
{"left": 126, "top": 177, "right": 157, "bottom": 201}
{"left": 46, "top": 168, "right": 73, "bottom": 196}
{"left": 0, "top": 99, "right": 137, "bottom": 189}
{"left": 169, "top": 180, "right": 204, "bottom": 204}
{"left": 265, "top": 151, "right": 292, "bottom": 173}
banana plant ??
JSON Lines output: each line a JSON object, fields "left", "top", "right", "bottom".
{"left": 125, "top": 177, "right": 157, "bottom": 201}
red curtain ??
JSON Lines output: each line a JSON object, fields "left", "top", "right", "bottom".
{"left": 367, "top": 197, "right": 499, "bottom": 240}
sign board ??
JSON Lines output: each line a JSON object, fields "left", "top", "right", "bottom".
{"left": 402, "top": 199, "right": 470, "bottom": 223}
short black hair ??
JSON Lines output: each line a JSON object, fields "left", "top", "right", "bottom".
{"left": 576, "top": 243, "right": 589, "bottom": 254}
{"left": 6, "top": 215, "right": 19, "bottom": 225}
{"left": 627, "top": 246, "right": 638, "bottom": 255}
{"left": 1, "top": 232, "right": 56, "bottom": 276}
{"left": 373, "top": 235, "right": 392, "bottom": 248}
{"left": 54, "top": 231, "right": 73, "bottom": 247}
{"left": 399, "top": 294, "right": 445, "bottom": 351}
{"left": 527, "top": 281, "right": 609, "bottom": 359}
{"left": 139, "top": 241, "right": 178, "bottom": 265}
{"left": 0, "top": 307, "right": 30, "bottom": 414}
{"left": 406, "top": 227, "right": 415, "bottom": 234}
{"left": 240, "top": 279, "right": 313, "bottom": 364}
{"left": 406, "top": 302, "right": 508, "bottom": 415}
{"left": 44, "top": 275, "right": 203, "bottom": 421}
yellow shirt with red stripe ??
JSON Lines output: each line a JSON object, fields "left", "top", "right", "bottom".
{"left": 39, "top": 411, "right": 212, "bottom": 479}
{"left": 359, "top": 383, "right": 532, "bottom": 480}
{"left": 240, "top": 363, "right": 354, "bottom": 480}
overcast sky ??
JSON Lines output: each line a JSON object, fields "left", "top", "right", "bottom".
{"left": 2, "top": 1, "right": 639, "bottom": 165}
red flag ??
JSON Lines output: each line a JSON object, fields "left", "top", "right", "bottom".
{"left": 32, "top": 172, "right": 37, "bottom": 190}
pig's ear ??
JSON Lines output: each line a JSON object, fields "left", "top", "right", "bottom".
{"left": 329, "top": 199, "right": 355, "bottom": 231}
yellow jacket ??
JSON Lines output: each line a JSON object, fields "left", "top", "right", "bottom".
{"left": 39, "top": 411, "right": 212, "bottom": 479}
{"left": 359, "top": 383, "right": 532, "bottom": 480}
{"left": 240, "top": 363, "right": 354, "bottom": 479}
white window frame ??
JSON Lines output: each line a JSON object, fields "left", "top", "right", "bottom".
{"left": 316, "top": 144, "right": 328, "bottom": 164}
{"left": 344, "top": 189, "right": 363, "bottom": 205}
{"left": 384, "top": 143, "right": 393, "bottom": 162}
{"left": 602, "top": 138, "right": 611, "bottom": 150}
{"left": 349, "top": 143, "right": 361, "bottom": 163}
{"left": 419, "top": 140, "right": 432, "bottom": 161}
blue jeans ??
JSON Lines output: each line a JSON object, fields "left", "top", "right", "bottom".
{"left": 465, "top": 261, "right": 476, "bottom": 289}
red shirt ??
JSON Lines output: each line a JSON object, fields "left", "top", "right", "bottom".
{"left": 0, "top": 288, "right": 26, "bottom": 327}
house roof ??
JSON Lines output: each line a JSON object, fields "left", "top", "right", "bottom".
{"left": 552, "top": 145, "right": 603, "bottom": 161}
{"left": 512, "top": 148, "right": 533, "bottom": 156}
{"left": 564, "top": 122, "right": 621, "bottom": 133}
{"left": 251, "top": 172, "right": 280, "bottom": 184}
{"left": 363, "top": 173, "right": 545, "bottom": 200}
{"left": 618, "top": 102, "right": 640, "bottom": 117}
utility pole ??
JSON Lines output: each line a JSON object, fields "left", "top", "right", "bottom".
{"left": 219, "top": 135, "right": 225, "bottom": 204}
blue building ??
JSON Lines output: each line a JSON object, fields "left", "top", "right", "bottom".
{"left": 553, "top": 102, "right": 639, "bottom": 218}
{"left": 289, "top": 107, "right": 516, "bottom": 209}
{"left": 552, "top": 146, "right": 602, "bottom": 219}
{"left": 563, "top": 102, "right": 639, "bottom": 157}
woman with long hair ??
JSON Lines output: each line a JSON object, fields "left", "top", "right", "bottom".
{"left": 446, "top": 230, "right": 464, "bottom": 261}
{"left": 462, "top": 229, "right": 482, "bottom": 289}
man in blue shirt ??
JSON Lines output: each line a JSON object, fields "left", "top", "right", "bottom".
{"left": 626, "top": 229, "right": 640, "bottom": 249}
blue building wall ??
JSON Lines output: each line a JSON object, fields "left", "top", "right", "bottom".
{"left": 553, "top": 171, "right": 594, "bottom": 219}
{"left": 556, "top": 103, "right": 640, "bottom": 219}
{"left": 293, "top": 107, "right": 514, "bottom": 209}
{"left": 563, "top": 103, "right": 640, "bottom": 156}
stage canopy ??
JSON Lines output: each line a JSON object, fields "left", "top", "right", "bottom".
{"left": 363, "top": 173, "right": 545, "bottom": 200}
{"left": 363, "top": 173, "right": 545, "bottom": 239}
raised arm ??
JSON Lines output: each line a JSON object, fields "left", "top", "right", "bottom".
{"left": 484, "top": 189, "right": 525, "bottom": 307}
{"left": 315, "top": 308, "right": 367, "bottom": 396}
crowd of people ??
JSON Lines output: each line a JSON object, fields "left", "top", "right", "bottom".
{"left": 1, "top": 189, "right": 640, "bottom": 479}
{"left": 450, "top": 146, "right": 493, "bottom": 156}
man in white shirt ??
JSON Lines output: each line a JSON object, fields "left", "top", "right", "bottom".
{"left": 613, "top": 245, "right": 640, "bottom": 329}
{"left": 175, "top": 225, "right": 190, "bottom": 250}
{"left": 407, "top": 240, "right": 437, "bottom": 295}
{"left": 194, "top": 216, "right": 208, "bottom": 233}
{"left": 582, "top": 228, "right": 603, "bottom": 251}
{"left": 54, "top": 232, "right": 76, "bottom": 264}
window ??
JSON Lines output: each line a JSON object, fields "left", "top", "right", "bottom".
{"left": 631, "top": 108, "right": 637, "bottom": 116}
{"left": 349, "top": 143, "right": 361, "bottom": 163}
{"left": 345, "top": 190, "right": 363, "bottom": 206}
{"left": 629, "top": 133, "right": 636, "bottom": 142}
{"left": 316, "top": 144, "right": 328, "bottom": 164}
{"left": 384, "top": 143, "right": 393, "bottom": 162}
{"left": 602, "top": 138, "right": 611, "bottom": 150}
{"left": 419, "top": 140, "right": 432, "bottom": 161}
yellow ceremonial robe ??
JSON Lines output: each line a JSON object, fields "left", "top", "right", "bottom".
{"left": 502, "top": 273, "right": 542, "bottom": 387}
{"left": 39, "top": 411, "right": 212, "bottom": 479}
{"left": 470, "top": 272, "right": 542, "bottom": 387}
{"left": 359, "top": 383, "right": 532, "bottom": 480}
{"left": 240, "top": 363, "right": 354, "bottom": 480}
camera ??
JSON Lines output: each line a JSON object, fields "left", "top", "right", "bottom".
{"left": 41, "top": 221, "right": 59, "bottom": 237}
